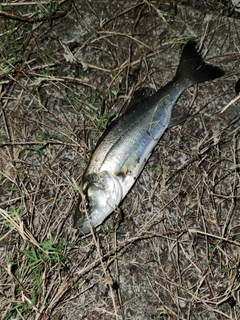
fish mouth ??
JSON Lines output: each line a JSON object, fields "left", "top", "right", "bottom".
{"left": 73, "top": 201, "right": 96, "bottom": 234}
{"left": 81, "top": 215, "right": 95, "bottom": 234}
{"left": 73, "top": 199, "right": 86, "bottom": 228}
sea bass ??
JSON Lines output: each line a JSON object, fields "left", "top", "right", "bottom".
{"left": 74, "top": 41, "right": 224, "bottom": 234}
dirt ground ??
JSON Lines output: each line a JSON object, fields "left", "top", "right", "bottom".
{"left": 0, "top": 1, "right": 240, "bottom": 319}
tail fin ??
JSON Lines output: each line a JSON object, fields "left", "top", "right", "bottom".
{"left": 235, "top": 79, "right": 240, "bottom": 94}
{"left": 175, "top": 41, "right": 224, "bottom": 87}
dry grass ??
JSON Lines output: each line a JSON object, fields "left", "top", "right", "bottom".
{"left": 0, "top": 0, "right": 240, "bottom": 319}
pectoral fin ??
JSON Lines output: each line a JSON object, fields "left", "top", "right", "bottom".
{"left": 168, "top": 108, "right": 189, "bottom": 127}
{"left": 116, "top": 150, "right": 140, "bottom": 177}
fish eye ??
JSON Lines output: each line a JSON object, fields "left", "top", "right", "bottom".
{"left": 79, "top": 200, "right": 89, "bottom": 212}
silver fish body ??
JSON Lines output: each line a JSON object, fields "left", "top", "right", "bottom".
{"left": 74, "top": 41, "right": 224, "bottom": 234}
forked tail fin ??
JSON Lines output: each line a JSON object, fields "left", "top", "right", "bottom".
{"left": 175, "top": 41, "right": 224, "bottom": 87}
{"left": 235, "top": 79, "right": 240, "bottom": 94}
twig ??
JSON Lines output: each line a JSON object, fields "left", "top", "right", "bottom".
{"left": 0, "top": 0, "right": 71, "bottom": 23}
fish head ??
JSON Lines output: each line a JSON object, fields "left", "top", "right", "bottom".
{"left": 73, "top": 171, "right": 123, "bottom": 234}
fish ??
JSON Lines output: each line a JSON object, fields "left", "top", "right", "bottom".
{"left": 73, "top": 41, "right": 224, "bottom": 234}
